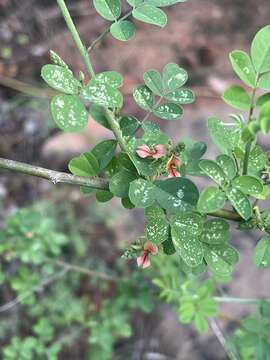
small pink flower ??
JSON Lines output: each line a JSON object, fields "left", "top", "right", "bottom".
{"left": 166, "top": 155, "right": 181, "bottom": 177}
{"left": 152, "top": 144, "right": 167, "bottom": 159}
{"left": 136, "top": 144, "right": 153, "bottom": 158}
{"left": 137, "top": 241, "right": 158, "bottom": 269}
{"left": 136, "top": 144, "right": 166, "bottom": 159}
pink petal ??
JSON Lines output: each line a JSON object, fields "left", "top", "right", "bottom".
{"left": 168, "top": 169, "right": 181, "bottom": 177}
{"left": 136, "top": 145, "right": 153, "bottom": 158}
{"left": 137, "top": 254, "right": 151, "bottom": 269}
{"left": 144, "top": 241, "right": 158, "bottom": 255}
{"left": 152, "top": 144, "right": 167, "bottom": 159}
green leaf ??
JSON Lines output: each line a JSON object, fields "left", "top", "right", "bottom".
{"left": 51, "top": 95, "right": 88, "bottom": 132}
{"left": 110, "top": 20, "right": 136, "bottom": 41}
{"left": 109, "top": 170, "right": 137, "bottom": 198}
{"left": 201, "top": 219, "right": 229, "bottom": 245}
{"left": 260, "top": 116, "right": 270, "bottom": 134}
{"left": 164, "top": 88, "right": 195, "bottom": 104}
{"left": 93, "top": 0, "right": 121, "bottom": 20}
{"left": 95, "top": 71, "right": 123, "bottom": 88}
{"left": 204, "top": 244, "right": 239, "bottom": 276}
{"left": 226, "top": 187, "right": 252, "bottom": 220}
{"left": 132, "top": 5, "right": 167, "bottom": 28}
{"left": 171, "top": 213, "right": 204, "bottom": 267}
{"left": 180, "top": 139, "right": 207, "bottom": 176}
{"left": 194, "top": 314, "right": 209, "bottom": 333}
{"left": 96, "top": 190, "right": 114, "bottom": 203}
{"left": 144, "top": 70, "right": 163, "bottom": 96}
{"left": 153, "top": 103, "right": 183, "bottom": 120}
{"left": 258, "top": 72, "right": 270, "bottom": 90}
{"left": 162, "top": 234, "right": 176, "bottom": 254}
{"left": 119, "top": 116, "right": 140, "bottom": 136}
{"left": 256, "top": 93, "right": 270, "bottom": 108}
{"left": 216, "top": 154, "right": 237, "bottom": 180}
{"left": 253, "top": 236, "right": 270, "bottom": 267}
{"left": 197, "top": 187, "right": 226, "bottom": 213}
{"left": 232, "top": 175, "right": 264, "bottom": 197}
{"left": 229, "top": 50, "right": 256, "bottom": 88}
{"left": 49, "top": 50, "right": 69, "bottom": 69}
{"left": 133, "top": 85, "right": 154, "bottom": 110}
{"left": 129, "top": 178, "right": 156, "bottom": 207}
{"left": 154, "top": 178, "right": 199, "bottom": 214}
{"left": 145, "top": 204, "right": 170, "bottom": 244}
{"left": 121, "top": 197, "right": 135, "bottom": 209}
{"left": 199, "top": 160, "right": 227, "bottom": 186}
{"left": 127, "top": 0, "right": 143, "bottom": 6}
{"left": 68, "top": 152, "right": 99, "bottom": 176}
{"left": 251, "top": 25, "right": 270, "bottom": 73}
{"left": 41, "top": 64, "right": 80, "bottom": 94}
{"left": 82, "top": 80, "right": 123, "bottom": 108}
{"left": 222, "top": 85, "right": 251, "bottom": 110}
{"left": 91, "top": 140, "right": 117, "bottom": 170}
{"left": 207, "top": 117, "right": 242, "bottom": 154}
{"left": 163, "top": 63, "right": 188, "bottom": 92}
{"left": 90, "top": 104, "right": 111, "bottom": 130}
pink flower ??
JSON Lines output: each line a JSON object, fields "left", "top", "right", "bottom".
{"left": 166, "top": 155, "right": 181, "bottom": 177}
{"left": 137, "top": 241, "right": 158, "bottom": 269}
{"left": 136, "top": 144, "right": 166, "bottom": 160}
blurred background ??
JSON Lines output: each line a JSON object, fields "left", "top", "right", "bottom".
{"left": 1, "top": 0, "right": 270, "bottom": 359}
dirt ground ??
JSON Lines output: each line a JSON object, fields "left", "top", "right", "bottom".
{"left": 1, "top": 0, "right": 270, "bottom": 359}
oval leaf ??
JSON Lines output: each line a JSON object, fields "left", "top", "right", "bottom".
{"left": 133, "top": 85, "right": 154, "bottom": 110}
{"left": 204, "top": 244, "right": 239, "bottom": 276}
{"left": 129, "top": 178, "right": 156, "bottom": 207}
{"left": 51, "top": 94, "right": 88, "bottom": 132}
{"left": 68, "top": 152, "right": 99, "bottom": 177}
{"left": 110, "top": 20, "right": 136, "bottom": 41}
{"left": 163, "top": 63, "right": 188, "bottom": 92}
{"left": 201, "top": 219, "right": 229, "bottom": 245}
{"left": 93, "top": 0, "right": 121, "bottom": 20}
{"left": 232, "top": 175, "right": 264, "bottom": 197}
{"left": 199, "top": 160, "right": 227, "bottom": 186}
{"left": 164, "top": 88, "right": 195, "bottom": 104}
{"left": 41, "top": 64, "right": 80, "bottom": 94}
{"left": 222, "top": 85, "right": 251, "bottom": 110}
{"left": 216, "top": 154, "right": 237, "bottom": 180}
{"left": 82, "top": 80, "right": 123, "bottom": 108}
{"left": 95, "top": 71, "right": 123, "bottom": 88}
{"left": 251, "top": 25, "right": 270, "bottom": 74}
{"left": 229, "top": 50, "right": 256, "bottom": 88}
{"left": 153, "top": 103, "right": 183, "bottom": 120}
{"left": 144, "top": 70, "right": 164, "bottom": 96}
{"left": 226, "top": 187, "right": 252, "bottom": 220}
{"left": 253, "top": 236, "right": 270, "bottom": 267}
{"left": 132, "top": 5, "right": 167, "bottom": 28}
{"left": 109, "top": 170, "right": 137, "bottom": 198}
{"left": 197, "top": 187, "right": 226, "bottom": 213}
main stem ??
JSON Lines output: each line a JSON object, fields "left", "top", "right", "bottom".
{"left": 56, "top": 0, "right": 95, "bottom": 78}
{"left": 57, "top": 0, "right": 128, "bottom": 153}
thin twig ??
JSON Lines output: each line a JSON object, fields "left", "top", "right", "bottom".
{"left": 0, "top": 269, "right": 68, "bottom": 313}
{"left": 0, "top": 157, "right": 109, "bottom": 190}
{"left": 209, "top": 318, "right": 239, "bottom": 360}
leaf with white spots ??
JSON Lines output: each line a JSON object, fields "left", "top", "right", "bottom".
{"left": 109, "top": 170, "right": 137, "bottom": 198}
{"left": 133, "top": 85, "right": 154, "bottom": 110}
{"left": 147, "top": 0, "right": 187, "bottom": 6}
{"left": 41, "top": 64, "right": 80, "bottom": 94}
{"left": 197, "top": 187, "right": 226, "bottom": 213}
{"left": 199, "top": 160, "right": 227, "bottom": 186}
{"left": 132, "top": 5, "right": 167, "bottom": 28}
{"left": 93, "top": 0, "right": 121, "bottom": 20}
{"left": 216, "top": 154, "right": 237, "bottom": 180}
{"left": 81, "top": 79, "right": 123, "bottom": 108}
{"left": 51, "top": 94, "right": 88, "bottom": 132}
{"left": 153, "top": 102, "right": 183, "bottom": 120}
{"left": 201, "top": 219, "right": 229, "bottom": 245}
{"left": 119, "top": 116, "right": 140, "bottom": 136}
{"left": 145, "top": 204, "right": 170, "bottom": 245}
{"left": 171, "top": 215, "right": 204, "bottom": 267}
{"left": 144, "top": 69, "right": 164, "bottom": 96}
{"left": 253, "top": 236, "right": 270, "bottom": 267}
{"left": 129, "top": 179, "right": 156, "bottom": 207}
{"left": 204, "top": 244, "right": 239, "bottom": 276}
{"left": 68, "top": 152, "right": 99, "bottom": 177}
{"left": 95, "top": 71, "right": 123, "bottom": 88}
{"left": 229, "top": 50, "right": 257, "bottom": 88}
{"left": 232, "top": 175, "right": 264, "bottom": 198}
{"left": 110, "top": 20, "right": 136, "bottom": 41}
{"left": 164, "top": 88, "right": 195, "bottom": 104}
{"left": 226, "top": 187, "right": 252, "bottom": 220}
{"left": 154, "top": 178, "right": 199, "bottom": 214}
{"left": 180, "top": 139, "right": 207, "bottom": 177}
{"left": 163, "top": 63, "right": 188, "bottom": 92}
{"left": 49, "top": 50, "right": 69, "bottom": 69}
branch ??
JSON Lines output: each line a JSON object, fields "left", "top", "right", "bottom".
{"left": 208, "top": 209, "right": 242, "bottom": 222}
{"left": 0, "top": 158, "right": 109, "bottom": 190}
